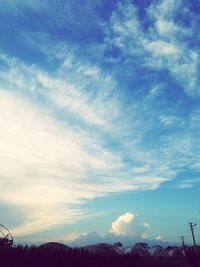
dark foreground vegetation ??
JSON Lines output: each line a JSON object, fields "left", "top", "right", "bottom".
{"left": 0, "top": 245, "right": 199, "bottom": 267}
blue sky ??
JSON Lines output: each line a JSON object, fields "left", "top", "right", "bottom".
{"left": 0, "top": 0, "right": 199, "bottom": 246}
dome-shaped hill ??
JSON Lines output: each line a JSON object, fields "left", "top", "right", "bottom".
{"left": 39, "top": 242, "right": 71, "bottom": 250}
{"left": 82, "top": 243, "right": 124, "bottom": 255}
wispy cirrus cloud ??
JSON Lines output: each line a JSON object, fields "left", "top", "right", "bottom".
{"left": 0, "top": 52, "right": 170, "bottom": 236}
{"left": 105, "top": 0, "right": 200, "bottom": 96}
{"left": 0, "top": 88, "right": 123, "bottom": 235}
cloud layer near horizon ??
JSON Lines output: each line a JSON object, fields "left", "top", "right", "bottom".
{"left": 61, "top": 212, "right": 152, "bottom": 247}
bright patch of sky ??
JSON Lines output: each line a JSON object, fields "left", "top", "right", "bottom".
{"left": 0, "top": 0, "right": 199, "bottom": 245}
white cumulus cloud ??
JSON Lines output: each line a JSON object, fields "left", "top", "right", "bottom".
{"left": 155, "top": 235, "right": 162, "bottom": 241}
{"left": 110, "top": 212, "right": 150, "bottom": 238}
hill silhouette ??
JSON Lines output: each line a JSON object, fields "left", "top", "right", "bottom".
{"left": 0, "top": 240, "right": 199, "bottom": 267}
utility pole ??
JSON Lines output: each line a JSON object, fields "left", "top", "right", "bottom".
{"left": 189, "top": 222, "right": 197, "bottom": 247}
{"left": 189, "top": 222, "right": 200, "bottom": 267}
{"left": 180, "top": 236, "right": 185, "bottom": 247}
